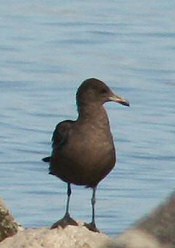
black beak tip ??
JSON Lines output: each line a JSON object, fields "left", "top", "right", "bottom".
{"left": 122, "top": 101, "right": 130, "bottom": 107}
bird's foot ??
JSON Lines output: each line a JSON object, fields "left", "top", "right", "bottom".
{"left": 83, "top": 222, "right": 100, "bottom": 232}
{"left": 50, "top": 213, "right": 78, "bottom": 229}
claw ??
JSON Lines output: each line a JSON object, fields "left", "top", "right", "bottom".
{"left": 51, "top": 213, "right": 78, "bottom": 229}
{"left": 83, "top": 222, "right": 100, "bottom": 232}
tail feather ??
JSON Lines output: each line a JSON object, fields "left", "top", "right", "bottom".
{"left": 42, "top": 156, "right": 51, "bottom": 163}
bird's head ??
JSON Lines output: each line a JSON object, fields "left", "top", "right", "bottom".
{"left": 76, "top": 78, "right": 130, "bottom": 107}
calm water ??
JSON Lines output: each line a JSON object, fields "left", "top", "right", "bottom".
{"left": 0, "top": 1, "right": 175, "bottom": 236}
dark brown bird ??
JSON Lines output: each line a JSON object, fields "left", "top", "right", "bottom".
{"left": 42, "top": 78, "right": 129, "bottom": 231}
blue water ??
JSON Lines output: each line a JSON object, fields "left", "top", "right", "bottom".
{"left": 0, "top": 1, "right": 175, "bottom": 236}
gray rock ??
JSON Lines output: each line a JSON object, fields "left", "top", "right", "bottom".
{"left": 115, "top": 229, "right": 164, "bottom": 248}
{"left": 115, "top": 192, "right": 175, "bottom": 248}
{"left": 137, "top": 192, "right": 175, "bottom": 248}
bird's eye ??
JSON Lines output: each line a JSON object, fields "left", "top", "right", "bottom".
{"left": 100, "top": 88, "right": 108, "bottom": 94}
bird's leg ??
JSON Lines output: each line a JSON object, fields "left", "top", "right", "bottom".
{"left": 64, "top": 182, "right": 71, "bottom": 217}
{"left": 91, "top": 187, "right": 96, "bottom": 226}
{"left": 50, "top": 183, "right": 78, "bottom": 229}
{"left": 84, "top": 187, "right": 99, "bottom": 232}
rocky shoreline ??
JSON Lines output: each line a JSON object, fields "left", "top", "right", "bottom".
{"left": 1, "top": 192, "right": 175, "bottom": 248}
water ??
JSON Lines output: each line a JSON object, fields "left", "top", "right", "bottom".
{"left": 0, "top": 1, "right": 175, "bottom": 236}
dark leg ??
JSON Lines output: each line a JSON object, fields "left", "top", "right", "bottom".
{"left": 65, "top": 182, "right": 71, "bottom": 216}
{"left": 91, "top": 187, "right": 96, "bottom": 227}
{"left": 84, "top": 187, "right": 99, "bottom": 232}
{"left": 50, "top": 183, "right": 78, "bottom": 229}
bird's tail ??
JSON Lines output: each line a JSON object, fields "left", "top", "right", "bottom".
{"left": 42, "top": 156, "right": 51, "bottom": 163}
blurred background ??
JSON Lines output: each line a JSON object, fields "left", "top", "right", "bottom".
{"left": 0, "top": 1, "right": 174, "bottom": 236}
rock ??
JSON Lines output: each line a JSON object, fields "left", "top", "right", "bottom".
{"left": 0, "top": 225, "right": 117, "bottom": 248}
{"left": 115, "top": 192, "right": 175, "bottom": 248}
{"left": 1, "top": 192, "right": 175, "bottom": 248}
{"left": 137, "top": 192, "right": 175, "bottom": 247}
{"left": 115, "top": 229, "right": 164, "bottom": 248}
{"left": 0, "top": 198, "right": 22, "bottom": 242}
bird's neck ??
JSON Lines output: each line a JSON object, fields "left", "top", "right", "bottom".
{"left": 77, "top": 103, "right": 110, "bottom": 127}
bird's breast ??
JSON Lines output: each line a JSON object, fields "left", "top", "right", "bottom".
{"left": 65, "top": 126, "right": 115, "bottom": 177}
{"left": 50, "top": 122, "right": 116, "bottom": 186}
